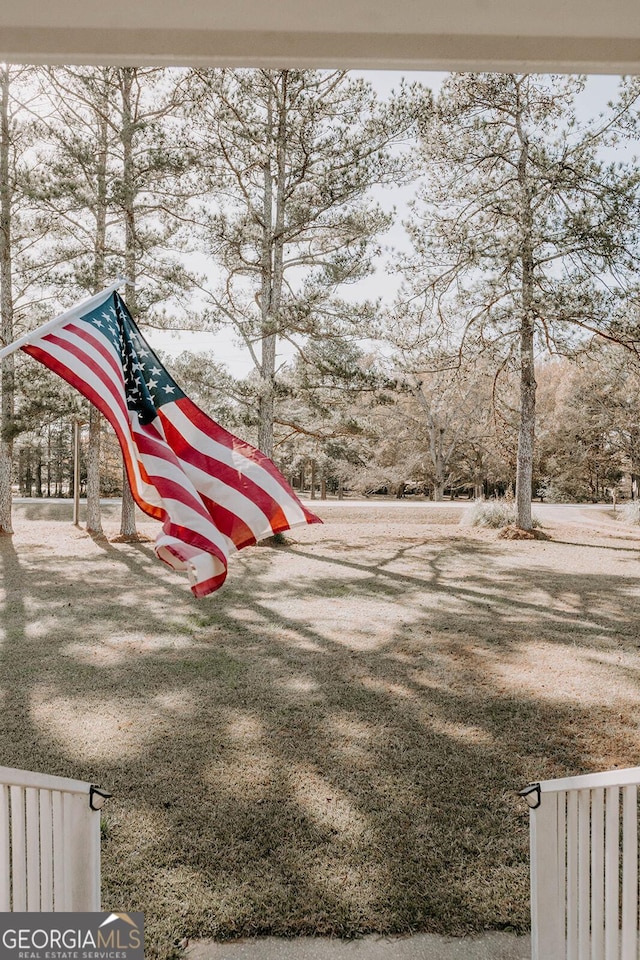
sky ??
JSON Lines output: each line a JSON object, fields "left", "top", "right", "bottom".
{"left": 147, "top": 71, "right": 629, "bottom": 378}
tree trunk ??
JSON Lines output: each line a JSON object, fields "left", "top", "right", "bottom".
{"left": 515, "top": 322, "right": 536, "bottom": 530}
{"left": 258, "top": 82, "right": 276, "bottom": 458}
{"left": 17, "top": 448, "right": 25, "bottom": 495}
{"left": 120, "top": 467, "right": 137, "bottom": 537}
{"left": 515, "top": 96, "right": 536, "bottom": 531}
{"left": 24, "top": 454, "right": 32, "bottom": 497}
{"left": 338, "top": 478, "right": 343, "bottom": 500}
{"left": 432, "top": 481, "right": 445, "bottom": 502}
{"left": 413, "top": 385, "right": 451, "bottom": 504}
{"left": 72, "top": 419, "right": 80, "bottom": 524}
{"left": 46, "top": 423, "right": 51, "bottom": 497}
{"left": 430, "top": 423, "right": 448, "bottom": 501}
{"left": 320, "top": 477, "right": 326, "bottom": 500}
{"left": 258, "top": 335, "right": 276, "bottom": 458}
{"left": 310, "top": 460, "right": 316, "bottom": 500}
{"left": 118, "top": 67, "right": 138, "bottom": 537}
{"left": 85, "top": 73, "right": 110, "bottom": 536}
{"left": 258, "top": 71, "right": 288, "bottom": 459}
{"left": 86, "top": 405, "right": 103, "bottom": 533}
{"left": 0, "top": 67, "right": 14, "bottom": 535}
{"left": 630, "top": 434, "right": 639, "bottom": 500}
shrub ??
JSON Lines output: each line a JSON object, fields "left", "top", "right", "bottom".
{"left": 620, "top": 501, "right": 640, "bottom": 525}
{"left": 462, "top": 498, "right": 541, "bottom": 529}
{"left": 537, "top": 477, "right": 592, "bottom": 503}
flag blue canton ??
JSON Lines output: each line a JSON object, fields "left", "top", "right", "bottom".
{"left": 82, "top": 294, "right": 184, "bottom": 425}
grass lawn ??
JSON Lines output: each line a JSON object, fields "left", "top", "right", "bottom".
{"left": 1, "top": 500, "right": 639, "bottom": 958}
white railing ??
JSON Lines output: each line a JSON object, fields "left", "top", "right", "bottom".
{"left": 523, "top": 766, "right": 640, "bottom": 960}
{"left": 0, "top": 765, "right": 105, "bottom": 911}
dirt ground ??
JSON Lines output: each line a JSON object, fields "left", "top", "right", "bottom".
{"left": 1, "top": 499, "right": 639, "bottom": 958}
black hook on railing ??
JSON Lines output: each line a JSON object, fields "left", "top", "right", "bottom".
{"left": 518, "top": 783, "right": 541, "bottom": 809}
{"left": 89, "top": 785, "right": 112, "bottom": 811}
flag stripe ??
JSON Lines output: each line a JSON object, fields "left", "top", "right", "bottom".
{"left": 158, "top": 410, "right": 289, "bottom": 536}
{"left": 164, "top": 401, "right": 310, "bottom": 529}
{"left": 26, "top": 335, "right": 231, "bottom": 585}
{"left": 26, "top": 339, "right": 224, "bottom": 563}
{"left": 190, "top": 489, "right": 256, "bottom": 550}
{"left": 65, "top": 322, "right": 126, "bottom": 387}
{"left": 43, "top": 331, "right": 128, "bottom": 419}
{"left": 181, "top": 398, "right": 315, "bottom": 509}
{"left": 28, "top": 334, "right": 197, "bottom": 531}
{"left": 22, "top": 291, "right": 320, "bottom": 596}
{"left": 30, "top": 337, "right": 232, "bottom": 561}
{"left": 156, "top": 537, "right": 226, "bottom": 593}
{"left": 26, "top": 337, "right": 242, "bottom": 560}
{"left": 157, "top": 512, "right": 229, "bottom": 561}
{"left": 25, "top": 342, "right": 165, "bottom": 518}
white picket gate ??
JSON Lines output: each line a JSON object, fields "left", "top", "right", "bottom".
{"left": 0, "top": 765, "right": 104, "bottom": 911}
{"left": 523, "top": 766, "right": 640, "bottom": 960}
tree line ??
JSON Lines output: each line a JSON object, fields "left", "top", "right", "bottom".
{"left": 1, "top": 68, "right": 639, "bottom": 534}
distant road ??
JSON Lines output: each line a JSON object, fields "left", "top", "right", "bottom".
{"left": 530, "top": 502, "right": 618, "bottom": 527}
{"left": 12, "top": 496, "right": 621, "bottom": 528}
{"left": 13, "top": 497, "right": 124, "bottom": 505}
{"left": 300, "top": 498, "right": 465, "bottom": 508}
{"left": 302, "top": 498, "right": 620, "bottom": 526}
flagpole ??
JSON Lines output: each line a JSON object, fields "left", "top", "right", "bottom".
{"left": 73, "top": 418, "right": 81, "bottom": 525}
{"left": 0, "top": 278, "right": 128, "bottom": 361}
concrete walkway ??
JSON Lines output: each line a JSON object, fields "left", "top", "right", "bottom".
{"left": 187, "top": 932, "right": 530, "bottom": 960}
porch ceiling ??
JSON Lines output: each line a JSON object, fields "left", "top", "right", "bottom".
{"left": 0, "top": 0, "right": 638, "bottom": 73}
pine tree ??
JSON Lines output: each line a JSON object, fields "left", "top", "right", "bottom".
{"left": 37, "top": 66, "right": 194, "bottom": 535}
{"left": 0, "top": 66, "right": 51, "bottom": 533}
{"left": 401, "top": 74, "right": 640, "bottom": 529}
{"left": 114, "top": 67, "right": 193, "bottom": 537}
{"left": 0, "top": 67, "right": 15, "bottom": 533}
{"left": 36, "top": 66, "right": 123, "bottom": 533}
{"left": 188, "top": 68, "right": 424, "bottom": 458}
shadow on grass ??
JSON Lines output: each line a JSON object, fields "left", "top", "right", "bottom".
{"left": 1, "top": 520, "right": 639, "bottom": 957}
{"left": 547, "top": 538, "right": 640, "bottom": 553}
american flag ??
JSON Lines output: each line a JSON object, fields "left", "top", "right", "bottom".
{"left": 23, "top": 290, "right": 320, "bottom": 596}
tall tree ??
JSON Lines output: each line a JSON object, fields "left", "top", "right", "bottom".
{"left": 273, "top": 339, "right": 390, "bottom": 488}
{"left": 0, "top": 67, "right": 15, "bottom": 534}
{"left": 114, "top": 66, "right": 192, "bottom": 537}
{"left": 0, "top": 66, "right": 46, "bottom": 533}
{"left": 32, "top": 66, "right": 192, "bottom": 533}
{"left": 401, "top": 74, "right": 640, "bottom": 528}
{"left": 37, "top": 66, "right": 122, "bottom": 533}
{"left": 87, "top": 71, "right": 110, "bottom": 534}
{"left": 118, "top": 67, "right": 139, "bottom": 537}
{"left": 536, "top": 348, "right": 640, "bottom": 502}
{"left": 189, "top": 69, "right": 423, "bottom": 458}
